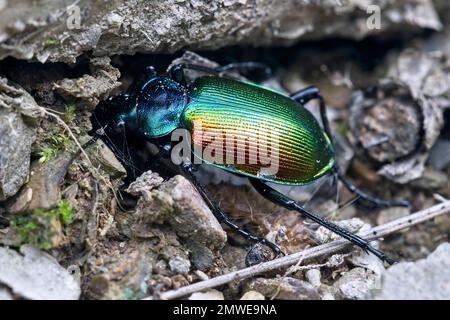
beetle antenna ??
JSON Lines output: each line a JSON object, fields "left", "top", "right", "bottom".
{"left": 91, "top": 113, "right": 142, "bottom": 175}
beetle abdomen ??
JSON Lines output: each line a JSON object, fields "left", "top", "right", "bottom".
{"left": 182, "top": 76, "right": 335, "bottom": 185}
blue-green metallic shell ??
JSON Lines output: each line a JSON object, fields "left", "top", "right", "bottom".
{"left": 182, "top": 76, "right": 335, "bottom": 185}
{"left": 136, "top": 77, "right": 186, "bottom": 138}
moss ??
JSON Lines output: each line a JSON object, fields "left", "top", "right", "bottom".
{"left": 38, "top": 147, "right": 59, "bottom": 164}
{"left": 64, "top": 103, "right": 77, "bottom": 124}
{"left": 11, "top": 200, "right": 75, "bottom": 250}
{"left": 38, "top": 133, "right": 72, "bottom": 164}
{"left": 336, "top": 120, "right": 349, "bottom": 138}
{"left": 44, "top": 37, "right": 59, "bottom": 47}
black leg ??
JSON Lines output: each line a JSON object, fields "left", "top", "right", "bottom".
{"left": 249, "top": 178, "right": 396, "bottom": 265}
{"left": 290, "top": 86, "right": 411, "bottom": 208}
{"left": 178, "top": 162, "right": 282, "bottom": 257}
{"left": 168, "top": 62, "right": 271, "bottom": 82}
{"left": 127, "top": 65, "right": 157, "bottom": 94}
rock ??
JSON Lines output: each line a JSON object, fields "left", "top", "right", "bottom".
{"left": 53, "top": 57, "right": 121, "bottom": 109}
{"left": 245, "top": 243, "right": 275, "bottom": 267}
{"left": 348, "top": 78, "right": 444, "bottom": 184}
{"left": 187, "top": 240, "right": 215, "bottom": 272}
{"left": 240, "top": 290, "right": 265, "bottom": 300}
{"left": 0, "top": 286, "right": 13, "bottom": 300}
{"left": 334, "top": 267, "right": 379, "bottom": 300}
{"left": 125, "top": 170, "right": 164, "bottom": 197}
{"left": 189, "top": 289, "right": 224, "bottom": 300}
{"left": 221, "top": 245, "right": 247, "bottom": 271}
{"left": 348, "top": 250, "right": 386, "bottom": 276}
{"left": 6, "top": 151, "right": 74, "bottom": 213}
{"left": 0, "top": 78, "right": 39, "bottom": 201}
{"left": 318, "top": 284, "right": 341, "bottom": 300}
{"left": 0, "top": 245, "right": 80, "bottom": 300}
{"left": 387, "top": 48, "right": 450, "bottom": 99}
{"left": 377, "top": 207, "right": 410, "bottom": 225}
{"left": 246, "top": 277, "right": 320, "bottom": 300}
{"left": 0, "top": 1, "right": 442, "bottom": 63}
{"left": 315, "top": 218, "right": 368, "bottom": 244}
{"left": 168, "top": 256, "right": 191, "bottom": 275}
{"left": 0, "top": 108, "right": 36, "bottom": 201}
{"left": 134, "top": 175, "right": 227, "bottom": 249}
{"left": 428, "top": 139, "right": 450, "bottom": 171}
{"left": 305, "top": 269, "right": 322, "bottom": 288}
{"left": 90, "top": 139, "right": 126, "bottom": 178}
{"left": 85, "top": 239, "right": 156, "bottom": 300}
{"left": 371, "top": 243, "right": 450, "bottom": 300}
{"left": 0, "top": 77, "right": 42, "bottom": 118}
{"left": 410, "top": 167, "right": 448, "bottom": 190}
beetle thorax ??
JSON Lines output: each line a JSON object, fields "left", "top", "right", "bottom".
{"left": 136, "top": 77, "right": 187, "bottom": 138}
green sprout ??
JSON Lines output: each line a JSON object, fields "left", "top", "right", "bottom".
{"left": 45, "top": 37, "right": 59, "bottom": 46}
{"left": 11, "top": 200, "right": 75, "bottom": 250}
{"left": 38, "top": 147, "right": 59, "bottom": 164}
{"left": 64, "top": 103, "right": 77, "bottom": 123}
{"left": 38, "top": 133, "right": 72, "bottom": 164}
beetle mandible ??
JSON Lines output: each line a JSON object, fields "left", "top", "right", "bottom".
{"left": 91, "top": 61, "right": 411, "bottom": 265}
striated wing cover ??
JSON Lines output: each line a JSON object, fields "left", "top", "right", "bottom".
{"left": 182, "top": 76, "right": 334, "bottom": 185}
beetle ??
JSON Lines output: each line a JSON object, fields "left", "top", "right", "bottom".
{"left": 91, "top": 61, "right": 411, "bottom": 265}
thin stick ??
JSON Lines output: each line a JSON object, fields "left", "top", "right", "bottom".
{"left": 40, "top": 107, "right": 121, "bottom": 204}
{"left": 151, "top": 199, "right": 450, "bottom": 300}
{"left": 40, "top": 107, "right": 94, "bottom": 167}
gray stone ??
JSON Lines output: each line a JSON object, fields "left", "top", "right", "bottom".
{"left": 334, "top": 267, "right": 379, "bottom": 300}
{"left": 134, "top": 175, "right": 227, "bottom": 249}
{"left": 187, "top": 241, "right": 215, "bottom": 272}
{"left": 0, "top": 286, "right": 13, "bottom": 300}
{"left": 410, "top": 167, "right": 448, "bottom": 190}
{"left": 246, "top": 277, "right": 320, "bottom": 300}
{"left": 0, "top": 108, "right": 35, "bottom": 201}
{"left": 0, "top": 78, "right": 39, "bottom": 201}
{"left": 377, "top": 207, "right": 411, "bottom": 226}
{"left": 169, "top": 256, "right": 191, "bottom": 274}
{"left": 240, "top": 290, "right": 265, "bottom": 300}
{"left": 0, "top": 1, "right": 442, "bottom": 64}
{"left": 305, "top": 269, "right": 322, "bottom": 288}
{"left": 189, "top": 289, "right": 224, "bottom": 300}
{"left": 84, "top": 239, "right": 156, "bottom": 300}
{"left": 371, "top": 243, "right": 450, "bottom": 300}
{"left": 0, "top": 245, "right": 80, "bottom": 300}
{"left": 125, "top": 170, "right": 164, "bottom": 197}
{"left": 90, "top": 140, "right": 126, "bottom": 178}
{"left": 6, "top": 151, "right": 74, "bottom": 213}
{"left": 428, "top": 139, "right": 450, "bottom": 171}
{"left": 53, "top": 57, "right": 121, "bottom": 109}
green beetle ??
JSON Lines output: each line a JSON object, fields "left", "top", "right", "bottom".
{"left": 92, "top": 62, "right": 410, "bottom": 265}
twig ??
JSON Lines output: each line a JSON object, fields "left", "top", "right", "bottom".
{"left": 150, "top": 199, "right": 450, "bottom": 300}
{"left": 40, "top": 107, "right": 122, "bottom": 204}
{"left": 40, "top": 107, "right": 94, "bottom": 167}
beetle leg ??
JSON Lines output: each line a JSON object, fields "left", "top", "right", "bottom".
{"left": 168, "top": 62, "right": 271, "bottom": 82}
{"left": 126, "top": 65, "right": 158, "bottom": 95}
{"left": 249, "top": 178, "right": 396, "bottom": 265}
{"left": 179, "top": 163, "right": 282, "bottom": 257}
{"left": 169, "top": 64, "right": 187, "bottom": 85}
{"left": 215, "top": 62, "right": 271, "bottom": 77}
{"left": 290, "top": 87, "right": 411, "bottom": 208}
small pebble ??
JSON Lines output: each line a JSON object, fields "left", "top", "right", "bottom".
{"left": 305, "top": 269, "right": 321, "bottom": 287}
{"left": 169, "top": 256, "right": 191, "bottom": 274}
{"left": 189, "top": 289, "right": 224, "bottom": 300}
{"left": 240, "top": 291, "right": 265, "bottom": 300}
